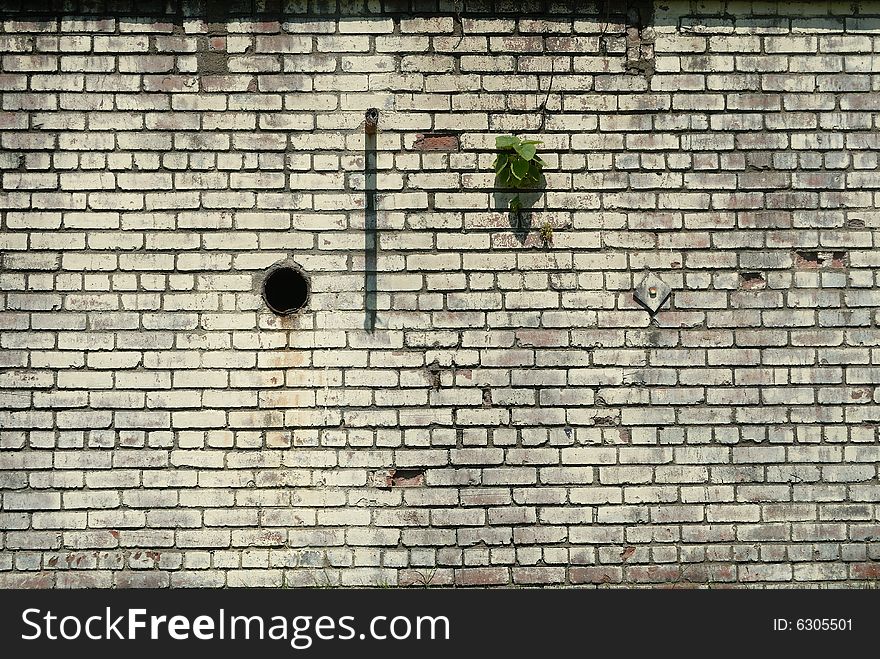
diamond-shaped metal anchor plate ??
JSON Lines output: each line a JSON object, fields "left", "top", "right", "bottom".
{"left": 634, "top": 272, "right": 671, "bottom": 314}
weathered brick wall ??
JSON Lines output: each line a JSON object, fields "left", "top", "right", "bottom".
{"left": 2, "top": 0, "right": 880, "bottom": 588}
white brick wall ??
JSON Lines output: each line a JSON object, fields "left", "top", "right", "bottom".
{"left": 1, "top": 0, "right": 880, "bottom": 587}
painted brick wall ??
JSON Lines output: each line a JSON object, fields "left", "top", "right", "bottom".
{"left": 2, "top": 0, "right": 880, "bottom": 588}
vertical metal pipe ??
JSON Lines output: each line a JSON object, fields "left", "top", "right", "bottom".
{"left": 363, "top": 109, "right": 379, "bottom": 332}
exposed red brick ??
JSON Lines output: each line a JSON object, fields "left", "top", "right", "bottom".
{"left": 391, "top": 468, "right": 425, "bottom": 487}
{"left": 626, "top": 565, "right": 692, "bottom": 584}
{"left": 851, "top": 562, "right": 880, "bottom": 580}
{"left": 569, "top": 566, "right": 623, "bottom": 585}
{"left": 412, "top": 133, "right": 460, "bottom": 151}
{"left": 706, "top": 564, "right": 736, "bottom": 582}
{"left": 676, "top": 565, "right": 711, "bottom": 584}
{"left": 368, "top": 468, "right": 425, "bottom": 488}
{"left": 56, "top": 571, "right": 111, "bottom": 588}
{"left": 793, "top": 250, "right": 821, "bottom": 269}
{"left": 740, "top": 271, "right": 766, "bottom": 289}
{"left": 794, "top": 250, "right": 848, "bottom": 269}
{"left": 0, "top": 572, "right": 53, "bottom": 588}
{"left": 454, "top": 567, "right": 509, "bottom": 586}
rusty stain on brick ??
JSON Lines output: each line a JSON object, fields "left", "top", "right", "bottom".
{"left": 412, "top": 133, "right": 460, "bottom": 151}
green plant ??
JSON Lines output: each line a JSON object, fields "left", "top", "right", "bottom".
{"left": 492, "top": 135, "right": 546, "bottom": 212}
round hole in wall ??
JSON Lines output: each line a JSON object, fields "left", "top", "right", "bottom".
{"left": 263, "top": 266, "right": 309, "bottom": 315}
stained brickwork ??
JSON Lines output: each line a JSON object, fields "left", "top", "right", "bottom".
{"left": 2, "top": 0, "right": 880, "bottom": 587}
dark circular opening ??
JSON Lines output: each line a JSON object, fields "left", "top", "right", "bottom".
{"left": 263, "top": 266, "right": 309, "bottom": 315}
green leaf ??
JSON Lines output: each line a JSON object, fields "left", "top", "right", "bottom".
{"left": 527, "top": 161, "right": 542, "bottom": 184}
{"left": 495, "top": 135, "right": 518, "bottom": 149}
{"left": 493, "top": 152, "right": 509, "bottom": 174}
{"left": 514, "top": 142, "right": 537, "bottom": 161}
{"left": 495, "top": 168, "right": 513, "bottom": 188}
{"left": 510, "top": 157, "right": 530, "bottom": 180}
{"left": 521, "top": 140, "right": 543, "bottom": 145}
